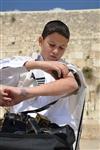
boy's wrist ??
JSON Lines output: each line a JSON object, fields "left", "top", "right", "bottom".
{"left": 24, "top": 60, "right": 41, "bottom": 71}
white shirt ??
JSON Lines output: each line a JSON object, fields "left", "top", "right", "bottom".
{"left": 0, "top": 55, "right": 86, "bottom": 134}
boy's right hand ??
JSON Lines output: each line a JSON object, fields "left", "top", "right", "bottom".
{"left": 25, "top": 61, "right": 69, "bottom": 79}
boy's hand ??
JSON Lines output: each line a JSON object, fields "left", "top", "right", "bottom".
{"left": 0, "top": 85, "right": 12, "bottom": 106}
{"left": 25, "top": 60, "right": 69, "bottom": 79}
{"left": 0, "top": 86, "right": 35, "bottom": 106}
{"left": 42, "top": 61, "right": 69, "bottom": 79}
{"left": 1, "top": 86, "right": 28, "bottom": 106}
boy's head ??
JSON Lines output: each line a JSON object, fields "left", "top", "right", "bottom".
{"left": 42, "top": 20, "right": 70, "bottom": 40}
{"left": 39, "top": 20, "right": 70, "bottom": 61}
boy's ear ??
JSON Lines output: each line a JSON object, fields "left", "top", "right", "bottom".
{"left": 38, "top": 36, "right": 43, "bottom": 46}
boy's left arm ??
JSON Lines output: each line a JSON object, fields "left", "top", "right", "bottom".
{"left": 1, "top": 71, "right": 79, "bottom": 106}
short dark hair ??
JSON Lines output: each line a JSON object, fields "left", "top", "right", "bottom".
{"left": 42, "top": 20, "right": 70, "bottom": 40}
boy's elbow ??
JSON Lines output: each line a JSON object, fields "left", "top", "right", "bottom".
{"left": 70, "top": 79, "right": 79, "bottom": 93}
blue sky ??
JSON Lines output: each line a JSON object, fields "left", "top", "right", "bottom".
{"left": 0, "top": 0, "right": 100, "bottom": 11}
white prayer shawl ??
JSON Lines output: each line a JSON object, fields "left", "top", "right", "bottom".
{"left": 0, "top": 55, "right": 86, "bottom": 135}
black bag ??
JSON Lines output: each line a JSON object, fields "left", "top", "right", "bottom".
{"left": 0, "top": 101, "right": 75, "bottom": 150}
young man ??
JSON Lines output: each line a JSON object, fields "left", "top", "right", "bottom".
{"left": 0, "top": 20, "right": 86, "bottom": 150}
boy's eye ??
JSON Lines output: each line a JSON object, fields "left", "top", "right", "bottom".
{"left": 59, "top": 47, "right": 65, "bottom": 50}
{"left": 49, "top": 43, "right": 55, "bottom": 47}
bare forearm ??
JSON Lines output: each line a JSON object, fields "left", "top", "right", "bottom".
{"left": 25, "top": 76, "right": 78, "bottom": 98}
{"left": 24, "top": 60, "right": 42, "bottom": 71}
{"left": 1, "top": 73, "right": 78, "bottom": 106}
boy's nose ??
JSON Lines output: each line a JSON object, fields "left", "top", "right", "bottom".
{"left": 53, "top": 48, "right": 59, "bottom": 54}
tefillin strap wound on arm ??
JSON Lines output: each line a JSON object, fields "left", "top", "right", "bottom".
{"left": 69, "top": 69, "right": 81, "bottom": 87}
{"left": 52, "top": 69, "right": 81, "bottom": 87}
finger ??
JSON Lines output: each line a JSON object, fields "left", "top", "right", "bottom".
{"left": 59, "top": 64, "right": 69, "bottom": 78}
{"left": 4, "top": 89, "right": 15, "bottom": 99}
{"left": 61, "top": 68, "right": 67, "bottom": 78}
{"left": 2, "top": 92, "right": 9, "bottom": 96}
{"left": 3, "top": 97, "right": 12, "bottom": 101}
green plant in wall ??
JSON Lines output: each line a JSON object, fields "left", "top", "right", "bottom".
{"left": 82, "top": 66, "right": 93, "bottom": 79}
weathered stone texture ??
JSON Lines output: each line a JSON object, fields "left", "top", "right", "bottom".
{"left": 0, "top": 10, "right": 100, "bottom": 129}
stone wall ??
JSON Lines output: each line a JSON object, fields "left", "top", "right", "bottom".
{"left": 0, "top": 9, "right": 100, "bottom": 138}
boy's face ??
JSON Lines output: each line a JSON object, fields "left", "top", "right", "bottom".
{"left": 39, "top": 32, "right": 69, "bottom": 61}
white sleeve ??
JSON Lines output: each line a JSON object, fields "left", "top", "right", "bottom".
{"left": 0, "top": 56, "right": 32, "bottom": 85}
{"left": 0, "top": 56, "right": 32, "bottom": 69}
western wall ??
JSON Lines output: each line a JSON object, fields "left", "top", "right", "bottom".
{"left": 0, "top": 9, "right": 100, "bottom": 140}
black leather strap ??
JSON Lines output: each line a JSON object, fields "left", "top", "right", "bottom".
{"left": 75, "top": 99, "right": 85, "bottom": 150}
{"left": 22, "top": 100, "right": 58, "bottom": 114}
